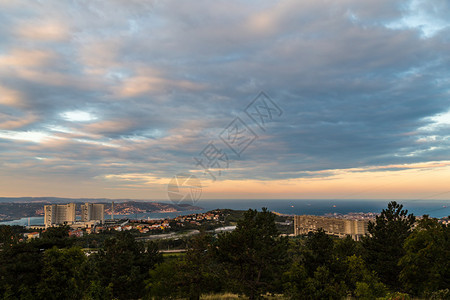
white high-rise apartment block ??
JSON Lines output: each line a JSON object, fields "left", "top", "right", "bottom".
{"left": 81, "top": 203, "right": 104, "bottom": 223}
{"left": 44, "top": 203, "right": 76, "bottom": 228}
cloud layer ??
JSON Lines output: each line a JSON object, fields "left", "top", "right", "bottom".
{"left": 0, "top": 0, "right": 449, "bottom": 199}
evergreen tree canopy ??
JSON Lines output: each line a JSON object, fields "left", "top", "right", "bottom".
{"left": 363, "top": 201, "right": 415, "bottom": 288}
{"left": 399, "top": 216, "right": 450, "bottom": 297}
{"left": 213, "top": 208, "right": 288, "bottom": 300}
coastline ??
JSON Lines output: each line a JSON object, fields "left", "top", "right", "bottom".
{"left": 1, "top": 199, "right": 448, "bottom": 226}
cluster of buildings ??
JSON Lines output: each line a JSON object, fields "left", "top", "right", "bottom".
{"left": 116, "top": 220, "right": 169, "bottom": 233}
{"left": 44, "top": 203, "right": 105, "bottom": 228}
{"left": 172, "top": 211, "right": 220, "bottom": 226}
{"left": 126, "top": 210, "right": 223, "bottom": 232}
{"left": 40, "top": 203, "right": 374, "bottom": 242}
{"left": 293, "top": 215, "right": 371, "bottom": 241}
{"left": 322, "top": 212, "right": 378, "bottom": 220}
{"left": 39, "top": 204, "right": 224, "bottom": 235}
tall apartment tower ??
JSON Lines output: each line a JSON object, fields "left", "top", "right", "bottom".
{"left": 81, "top": 203, "right": 105, "bottom": 223}
{"left": 44, "top": 203, "right": 76, "bottom": 228}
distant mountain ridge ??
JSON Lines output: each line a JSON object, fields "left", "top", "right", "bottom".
{"left": 0, "top": 197, "right": 168, "bottom": 203}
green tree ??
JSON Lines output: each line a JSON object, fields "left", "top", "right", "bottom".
{"left": 284, "top": 263, "right": 347, "bottom": 300}
{"left": 178, "top": 232, "right": 221, "bottom": 299}
{"left": 147, "top": 233, "right": 222, "bottom": 299}
{"left": 284, "top": 228, "right": 386, "bottom": 299}
{"left": 41, "top": 225, "right": 70, "bottom": 240}
{"left": 146, "top": 258, "right": 183, "bottom": 299}
{"left": 334, "top": 235, "right": 363, "bottom": 259}
{"left": 305, "top": 265, "right": 348, "bottom": 300}
{"left": 213, "top": 208, "right": 288, "bottom": 300}
{"left": 362, "top": 201, "right": 415, "bottom": 288}
{"left": 37, "top": 247, "right": 86, "bottom": 300}
{"left": 0, "top": 239, "right": 43, "bottom": 299}
{"left": 283, "top": 260, "right": 308, "bottom": 300}
{"left": 345, "top": 255, "right": 386, "bottom": 299}
{"left": 0, "top": 225, "right": 80, "bottom": 299}
{"left": 0, "top": 225, "right": 21, "bottom": 246}
{"left": 93, "top": 231, "right": 161, "bottom": 299}
{"left": 81, "top": 280, "right": 114, "bottom": 300}
{"left": 302, "top": 229, "right": 334, "bottom": 276}
{"left": 284, "top": 230, "right": 348, "bottom": 299}
{"left": 399, "top": 216, "right": 450, "bottom": 297}
{"left": 39, "top": 225, "right": 74, "bottom": 249}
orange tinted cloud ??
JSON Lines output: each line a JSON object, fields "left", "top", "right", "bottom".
{"left": 0, "top": 49, "right": 57, "bottom": 67}
{"left": 115, "top": 75, "right": 205, "bottom": 98}
{"left": 0, "top": 112, "right": 37, "bottom": 129}
{"left": 15, "top": 20, "right": 69, "bottom": 41}
{"left": 0, "top": 86, "right": 25, "bottom": 108}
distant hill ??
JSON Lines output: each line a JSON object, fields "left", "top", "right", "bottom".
{"left": 0, "top": 197, "right": 169, "bottom": 203}
{"left": 0, "top": 198, "right": 202, "bottom": 222}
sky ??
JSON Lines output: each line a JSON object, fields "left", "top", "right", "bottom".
{"left": 0, "top": 0, "right": 449, "bottom": 201}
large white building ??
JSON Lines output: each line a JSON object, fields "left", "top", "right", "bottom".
{"left": 294, "top": 215, "right": 370, "bottom": 241}
{"left": 81, "top": 203, "right": 104, "bottom": 223}
{"left": 44, "top": 203, "right": 76, "bottom": 228}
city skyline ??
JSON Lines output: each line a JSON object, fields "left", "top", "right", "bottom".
{"left": 1, "top": 0, "right": 450, "bottom": 200}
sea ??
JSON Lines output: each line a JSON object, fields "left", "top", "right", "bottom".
{"left": 1, "top": 199, "right": 449, "bottom": 226}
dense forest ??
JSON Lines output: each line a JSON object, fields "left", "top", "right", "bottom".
{"left": 0, "top": 202, "right": 449, "bottom": 299}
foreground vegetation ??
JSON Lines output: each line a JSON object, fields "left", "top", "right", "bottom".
{"left": 0, "top": 202, "right": 449, "bottom": 299}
